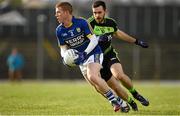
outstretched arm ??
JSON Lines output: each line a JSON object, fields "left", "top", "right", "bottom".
{"left": 113, "top": 29, "right": 136, "bottom": 43}
{"left": 113, "top": 29, "right": 148, "bottom": 48}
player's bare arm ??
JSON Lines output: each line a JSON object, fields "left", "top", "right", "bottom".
{"left": 113, "top": 29, "right": 149, "bottom": 48}
{"left": 113, "top": 29, "right": 136, "bottom": 43}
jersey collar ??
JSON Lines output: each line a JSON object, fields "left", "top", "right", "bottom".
{"left": 63, "top": 16, "right": 75, "bottom": 28}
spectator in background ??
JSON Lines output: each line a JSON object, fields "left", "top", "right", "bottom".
{"left": 7, "top": 48, "right": 24, "bottom": 81}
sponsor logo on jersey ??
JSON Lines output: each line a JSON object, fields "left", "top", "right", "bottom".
{"left": 94, "top": 25, "right": 114, "bottom": 35}
{"left": 65, "top": 34, "right": 85, "bottom": 47}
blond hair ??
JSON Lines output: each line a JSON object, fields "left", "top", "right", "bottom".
{"left": 55, "top": 2, "right": 73, "bottom": 14}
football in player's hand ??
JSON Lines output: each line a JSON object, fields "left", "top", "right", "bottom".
{"left": 63, "top": 49, "right": 79, "bottom": 67}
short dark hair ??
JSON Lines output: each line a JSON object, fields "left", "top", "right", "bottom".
{"left": 55, "top": 2, "right": 73, "bottom": 14}
{"left": 92, "top": 1, "right": 106, "bottom": 10}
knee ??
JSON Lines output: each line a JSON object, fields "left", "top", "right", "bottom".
{"left": 114, "top": 72, "right": 127, "bottom": 80}
{"left": 87, "top": 74, "right": 98, "bottom": 84}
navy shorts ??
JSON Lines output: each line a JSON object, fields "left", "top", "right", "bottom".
{"left": 100, "top": 48, "right": 120, "bottom": 82}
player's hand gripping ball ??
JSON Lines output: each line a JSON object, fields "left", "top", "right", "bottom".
{"left": 63, "top": 49, "right": 79, "bottom": 67}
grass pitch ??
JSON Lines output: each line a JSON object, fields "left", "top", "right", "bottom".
{"left": 0, "top": 80, "right": 180, "bottom": 115}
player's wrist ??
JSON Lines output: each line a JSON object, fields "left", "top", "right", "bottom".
{"left": 134, "top": 39, "right": 149, "bottom": 48}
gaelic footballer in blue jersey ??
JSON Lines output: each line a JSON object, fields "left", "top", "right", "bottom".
{"left": 55, "top": 2, "right": 122, "bottom": 112}
{"left": 56, "top": 16, "right": 102, "bottom": 65}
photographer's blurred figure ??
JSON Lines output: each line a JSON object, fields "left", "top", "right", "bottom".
{"left": 7, "top": 48, "right": 24, "bottom": 81}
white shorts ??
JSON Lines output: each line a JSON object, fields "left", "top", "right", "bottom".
{"left": 79, "top": 53, "right": 103, "bottom": 76}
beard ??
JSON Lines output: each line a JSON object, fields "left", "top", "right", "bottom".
{"left": 97, "top": 18, "right": 103, "bottom": 23}
{"left": 95, "top": 14, "right": 105, "bottom": 23}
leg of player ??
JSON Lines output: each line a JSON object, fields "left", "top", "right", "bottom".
{"left": 107, "top": 76, "right": 138, "bottom": 111}
{"left": 86, "top": 62, "right": 121, "bottom": 112}
{"left": 107, "top": 77, "right": 131, "bottom": 112}
{"left": 110, "top": 63, "right": 149, "bottom": 106}
{"left": 87, "top": 75, "right": 131, "bottom": 113}
{"left": 83, "top": 74, "right": 107, "bottom": 99}
{"left": 107, "top": 76, "right": 129, "bottom": 100}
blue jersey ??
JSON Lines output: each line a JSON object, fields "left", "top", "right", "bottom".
{"left": 56, "top": 16, "right": 101, "bottom": 57}
{"left": 7, "top": 54, "right": 24, "bottom": 71}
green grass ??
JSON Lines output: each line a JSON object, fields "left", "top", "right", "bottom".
{"left": 0, "top": 80, "right": 180, "bottom": 115}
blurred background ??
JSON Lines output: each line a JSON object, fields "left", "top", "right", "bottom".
{"left": 0, "top": 0, "right": 179, "bottom": 81}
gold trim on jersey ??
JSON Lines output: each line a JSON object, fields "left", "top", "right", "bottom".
{"left": 87, "top": 34, "right": 93, "bottom": 39}
{"left": 66, "top": 22, "right": 73, "bottom": 28}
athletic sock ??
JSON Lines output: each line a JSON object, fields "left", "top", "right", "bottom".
{"left": 127, "top": 96, "right": 133, "bottom": 104}
{"left": 104, "top": 90, "right": 116, "bottom": 102}
{"left": 129, "top": 87, "right": 138, "bottom": 96}
{"left": 116, "top": 96, "right": 123, "bottom": 103}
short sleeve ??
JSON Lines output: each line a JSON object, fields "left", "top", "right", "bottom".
{"left": 112, "top": 19, "right": 118, "bottom": 32}
{"left": 56, "top": 28, "right": 65, "bottom": 46}
{"left": 80, "top": 19, "right": 93, "bottom": 36}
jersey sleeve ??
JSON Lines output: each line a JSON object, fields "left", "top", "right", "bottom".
{"left": 56, "top": 27, "right": 65, "bottom": 46}
{"left": 80, "top": 18, "right": 93, "bottom": 37}
{"left": 111, "top": 19, "right": 118, "bottom": 32}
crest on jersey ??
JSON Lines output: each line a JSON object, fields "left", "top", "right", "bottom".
{"left": 76, "top": 28, "right": 81, "bottom": 33}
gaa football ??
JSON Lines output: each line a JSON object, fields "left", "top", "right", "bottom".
{"left": 63, "top": 49, "right": 79, "bottom": 67}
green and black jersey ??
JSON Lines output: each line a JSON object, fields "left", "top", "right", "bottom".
{"left": 88, "top": 16, "right": 118, "bottom": 54}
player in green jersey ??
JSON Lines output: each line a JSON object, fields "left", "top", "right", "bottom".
{"left": 88, "top": 0, "right": 149, "bottom": 111}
